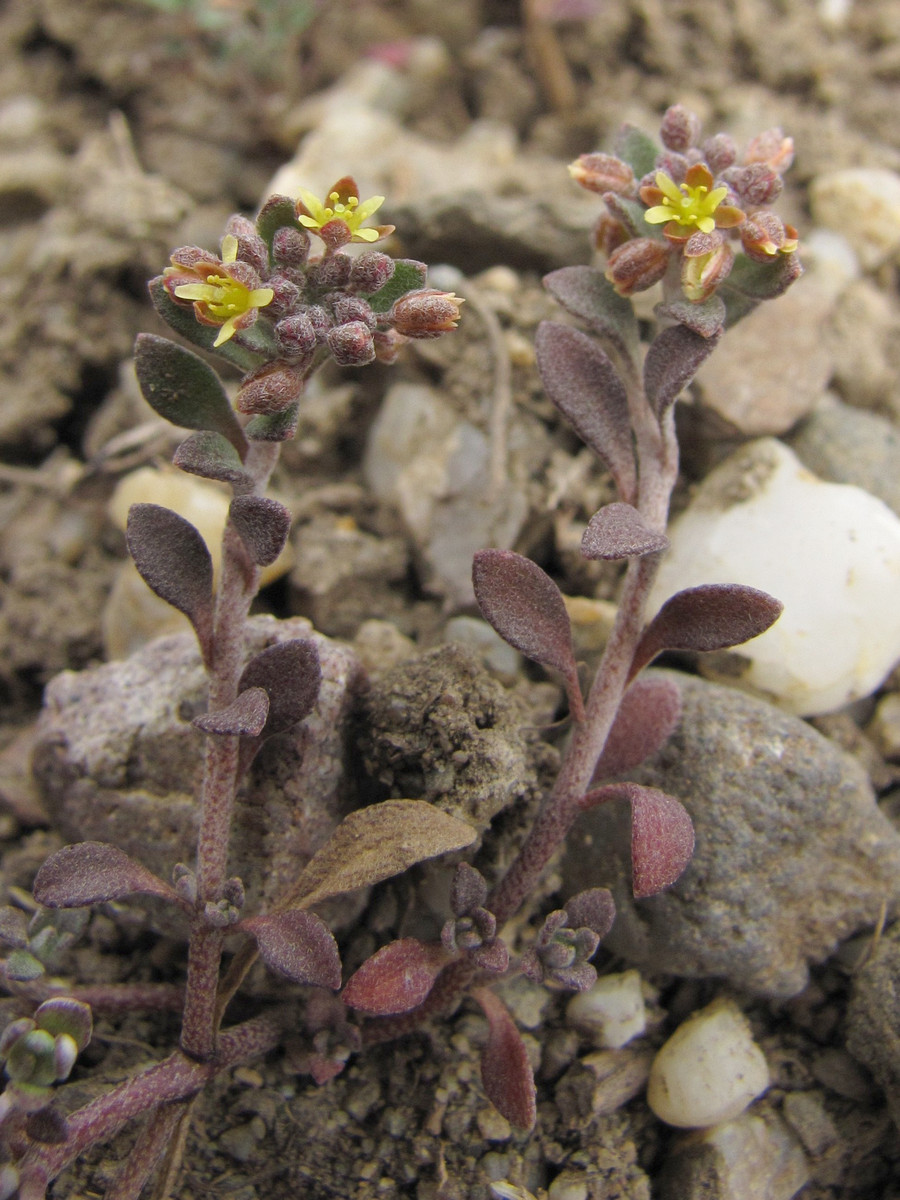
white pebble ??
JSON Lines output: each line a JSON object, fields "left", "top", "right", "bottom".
{"left": 648, "top": 438, "right": 900, "bottom": 716}
{"left": 566, "top": 970, "right": 646, "bottom": 1049}
{"left": 647, "top": 998, "right": 770, "bottom": 1128}
{"left": 810, "top": 167, "right": 900, "bottom": 269}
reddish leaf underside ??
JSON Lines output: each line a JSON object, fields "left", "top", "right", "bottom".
{"left": 33, "top": 842, "right": 180, "bottom": 908}
{"left": 229, "top": 496, "right": 292, "bottom": 567}
{"left": 581, "top": 503, "right": 669, "bottom": 561}
{"left": 472, "top": 549, "right": 584, "bottom": 721}
{"left": 582, "top": 783, "right": 694, "bottom": 899}
{"left": 473, "top": 987, "right": 536, "bottom": 1130}
{"left": 238, "top": 639, "right": 322, "bottom": 737}
{"left": 240, "top": 910, "right": 341, "bottom": 989}
{"left": 342, "top": 939, "right": 448, "bottom": 1015}
{"left": 592, "top": 675, "right": 682, "bottom": 780}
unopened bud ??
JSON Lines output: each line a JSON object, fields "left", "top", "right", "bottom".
{"left": 660, "top": 105, "right": 701, "bottom": 153}
{"left": 275, "top": 312, "right": 317, "bottom": 359}
{"left": 723, "top": 163, "right": 782, "bottom": 207}
{"left": 236, "top": 362, "right": 305, "bottom": 414}
{"left": 594, "top": 213, "right": 629, "bottom": 256}
{"left": 318, "top": 218, "right": 353, "bottom": 251}
{"left": 605, "top": 237, "right": 670, "bottom": 296}
{"left": 740, "top": 211, "right": 798, "bottom": 262}
{"left": 349, "top": 250, "right": 395, "bottom": 293}
{"left": 374, "top": 328, "right": 403, "bottom": 364}
{"left": 568, "top": 153, "right": 635, "bottom": 196}
{"left": 306, "top": 304, "right": 333, "bottom": 343}
{"left": 308, "top": 253, "right": 352, "bottom": 291}
{"left": 333, "top": 296, "right": 375, "bottom": 329}
{"left": 224, "top": 216, "right": 269, "bottom": 276}
{"left": 703, "top": 132, "right": 737, "bottom": 174}
{"left": 272, "top": 226, "right": 311, "bottom": 268}
{"left": 388, "top": 290, "right": 463, "bottom": 338}
{"left": 744, "top": 128, "right": 794, "bottom": 173}
{"left": 327, "top": 321, "right": 376, "bottom": 366}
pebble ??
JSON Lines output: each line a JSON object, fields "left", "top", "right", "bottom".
{"left": 647, "top": 437, "right": 900, "bottom": 716}
{"left": 810, "top": 167, "right": 900, "bottom": 269}
{"left": 846, "top": 921, "right": 900, "bottom": 1129}
{"left": 566, "top": 970, "right": 647, "bottom": 1049}
{"left": 647, "top": 999, "right": 770, "bottom": 1128}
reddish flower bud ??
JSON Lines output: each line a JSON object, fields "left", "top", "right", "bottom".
{"left": 327, "top": 321, "right": 376, "bottom": 366}
{"left": 604, "top": 237, "right": 670, "bottom": 296}
{"left": 307, "top": 254, "right": 352, "bottom": 291}
{"left": 224, "top": 216, "right": 269, "bottom": 276}
{"left": 722, "top": 163, "right": 783, "bottom": 207}
{"left": 275, "top": 312, "right": 317, "bottom": 359}
{"left": 272, "top": 226, "right": 311, "bottom": 268}
{"left": 740, "top": 211, "right": 798, "bottom": 261}
{"left": 594, "top": 213, "right": 629, "bottom": 256}
{"left": 744, "top": 128, "right": 794, "bottom": 173}
{"left": 660, "top": 105, "right": 701, "bottom": 153}
{"left": 703, "top": 132, "right": 737, "bottom": 174}
{"left": 266, "top": 275, "right": 301, "bottom": 316}
{"left": 388, "top": 290, "right": 463, "bottom": 338}
{"left": 349, "top": 251, "right": 395, "bottom": 294}
{"left": 236, "top": 362, "right": 305, "bottom": 415}
{"left": 568, "top": 153, "right": 636, "bottom": 196}
{"left": 333, "top": 296, "right": 375, "bottom": 329}
{"left": 306, "top": 304, "right": 333, "bottom": 343}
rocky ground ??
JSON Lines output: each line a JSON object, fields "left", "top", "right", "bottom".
{"left": 5, "top": 0, "right": 900, "bottom": 1197}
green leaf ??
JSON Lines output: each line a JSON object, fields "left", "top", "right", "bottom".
{"left": 244, "top": 400, "right": 301, "bottom": 442}
{"left": 147, "top": 278, "right": 262, "bottom": 373}
{"left": 256, "top": 194, "right": 303, "bottom": 262}
{"left": 543, "top": 266, "right": 639, "bottom": 359}
{"left": 366, "top": 259, "right": 427, "bottom": 313}
{"left": 135, "top": 333, "right": 248, "bottom": 455}
{"left": 720, "top": 253, "right": 803, "bottom": 329}
{"left": 173, "top": 431, "right": 252, "bottom": 487}
{"left": 614, "top": 124, "right": 660, "bottom": 179}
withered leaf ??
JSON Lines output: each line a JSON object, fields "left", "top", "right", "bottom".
{"left": 592, "top": 675, "right": 682, "bottom": 780}
{"left": 240, "top": 910, "right": 341, "bottom": 989}
{"left": 193, "top": 688, "right": 269, "bottom": 738}
{"left": 581, "top": 503, "right": 669, "bottom": 561}
{"left": 643, "top": 325, "right": 720, "bottom": 421}
{"left": 472, "top": 549, "right": 584, "bottom": 721}
{"left": 342, "top": 939, "right": 447, "bottom": 1015}
{"left": 33, "top": 842, "right": 180, "bottom": 908}
{"left": 229, "top": 496, "right": 292, "bottom": 567}
{"left": 238, "top": 639, "right": 321, "bottom": 737}
{"left": 474, "top": 987, "right": 536, "bottom": 1130}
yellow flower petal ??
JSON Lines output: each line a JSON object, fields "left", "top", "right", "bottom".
{"left": 221, "top": 234, "right": 239, "bottom": 264}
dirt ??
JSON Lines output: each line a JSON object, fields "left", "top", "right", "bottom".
{"left": 4, "top": 0, "right": 900, "bottom": 1197}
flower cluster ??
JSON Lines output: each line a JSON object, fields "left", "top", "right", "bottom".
{"left": 156, "top": 177, "right": 462, "bottom": 425}
{"left": 569, "top": 106, "right": 800, "bottom": 304}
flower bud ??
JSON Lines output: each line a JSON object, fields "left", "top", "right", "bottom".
{"left": 327, "top": 321, "right": 376, "bottom": 366}
{"left": 374, "top": 328, "right": 403, "bottom": 364}
{"left": 703, "top": 132, "right": 737, "bottom": 174}
{"left": 308, "top": 253, "right": 352, "bottom": 291}
{"left": 740, "top": 211, "right": 798, "bottom": 261}
{"left": 266, "top": 275, "right": 301, "bottom": 317}
{"left": 744, "top": 128, "right": 794, "bottom": 173}
{"left": 568, "top": 153, "right": 635, "bottom": 196}
{"left": 169, "top": 245, "right": 213, "bottom": 270}
{"left": 594, "top": 213, "right": 629, "bottom": 256}
{"left": 681, "top": 232, "right": 734, "bottom": 302}
{"left": 272, "top": 226, "right": 310, "bottom": 268}
{"left": 660, "top": 104, "right": 701, "bottom": 152}
{"left": 236, "top": 362, "right": 305, "bottom": 414}
{"left": 388, "top": 290, "right": 463, "bottom": 338}
{"left": 275, "top": 312, "right": 317, "bottom": 359}
{"left": 318, "top": 218, "right": 353, "bottom": 251}
{"left": 604, "top": 237, "right": 670, "bottom": 296}
{"left": 332, "top": 296, "right": 375, "bottom": 329}
{"left": 224, "top": 216, "right": 269, "bottom": 276}
{"left": 349, "top": 250, "right": 395, "bottom": 294}
{"left": 722, "top": 163, "right": 782, "bottom": 207}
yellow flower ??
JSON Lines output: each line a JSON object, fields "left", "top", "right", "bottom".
{"left": 296, "top": 176, "right": 393, "bottom": 246}
{"left": 641, "top": 164, "right": 744, "bottom": 243}
{"left": 169, "top": 235, "right": 274, "bottom": 347}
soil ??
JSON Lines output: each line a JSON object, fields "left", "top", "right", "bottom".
{"left": 4, "top": 1, "right": 900, "bottom": 1197}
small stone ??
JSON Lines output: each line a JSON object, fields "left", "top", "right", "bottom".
{"left": 547, "top": 1173, "right": 589, "bottom": 1200}
{"left": 648, "top": 438, "right": 900, "bottom": 716}
{"left": 846, "top": 922, "right": 900, "bottom": 1130}
{"left": 566, "top": 970, "right": 647, "bottom": 1049}
{"left": 780, "top": 1090, "right": 839, "bottom": 1158}
{"left": 868, "top": 692, "right": 900, "bottom": 759}
{"left": 647, "top": 999, "right": 770, "bottom": 1128}
{"left": 811, "top": 167, "right": 900, "bottom": 269}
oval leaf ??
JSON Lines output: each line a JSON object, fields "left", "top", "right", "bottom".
{"left": 33, "top": 843, "right": 179, "bottom": 908}
{"left": 343, "top": 939, "right": 447, "bottom": 1015}
{"left": 564, "top": 888, "right": 616, "bottom": 940}
{"left": 126, "top": 503, "right": 214, "bottom": 657}
{"left": 173, "top": 431, "right": 251, "bottom": 487}
{"left": 285, "top": 801, "right": 477, "bottom": 911}
{"left": 535, "top": 322, "right": 637, "bottom": 503}
{"left": 656, "top": 294, "right": 725, "bottom": 339}
{"left": 193, "top": 687, "right": 269, "bottom": 737}
{"left": 543, "top": 266, "right": 638, "bottom": 358}
{"left": 134, "top": 333, "right": 247, "bottom": 454}
{"left": 473, "top": 549, "right": 584, "bottom": 721}
{"left": 632, "top": 584, "right": 784, "bottom": 677}
{"left": 628, "top": 784, "right": 695, "bottom": 898}
{"left": 474, "top": 988, "right": 536, "bottom": 1130}
{"left": 581, "top": 503, "right": 669, "bottom": 561}
{"left": 241, "top": 910, "right": 341, "bottom": 989}
{"left": 592, "top": 675, "right": 682, "bottom": 780}
{"left": 229, "top": 496, "right": 292, "bottom": 567}
{"left": 643, "top": 325, "right": 720, "bottom": 421}
{"left": 238, "top": 639, "right": 321, "bottom": 737}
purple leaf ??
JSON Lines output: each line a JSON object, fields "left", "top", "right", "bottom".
{"left": 229, "top": 496, "right": 292, "bottom": 567}
{"left": 632, "top": 584, "right": 784, "bottom": 677}
{"left": 580, "top": 783, "right": 694, "bottom": 899}
{"left": 238, "top": 639, "right": 321, "bottom": 737}
{"left": 564, "top": 888, "right": 616, "bottom": 939}
{"left": 656, "top": 294, "right": 725, "bottom": 339}
{"left": 193, "top": 687, "right": 269, "bottom": 737}
{"left": 33, "top": 842, "right": 180, "bottom": 908}
{"left": 643, "top": 325, "right": 720, "bottom": 421}
{"left": 592, "top": 675, "right": 682, "bottom": 779}
{"left": 470, "top": 939, "right": 510, "bottom": 973}
{"left": 543, "top": 266, "right": 638, "bottom": 359}
{"left": 472, "top": 549, "right": 584, "bottom": 721}
{"left": 240, "top": 910, "right": 341, "bottom": 989}
{"left": 125, "top": 504, "right": 214, "bottom": 659}
{"left": 450, "top": 862, "right": 488, "bottom": 917}
{"left": 342, "top": 939, "right": 448, "bottom": 1015}
{"left": 535, "top": 322, "right": 637, "bottom": 503}
{"left": 173, "top": 431, "right": 251, "bottom": 488}
{"left": 581, "top": 503, "right": 669, "bottom": 561}
{"left": 474, "top": 987, "right": 536, "bottom": 1130}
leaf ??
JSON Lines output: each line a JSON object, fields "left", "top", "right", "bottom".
{"left": 255, "top": 193, "right": 303, "bottom": 260}
{"left": 173, "top": 431, "right": 252, "bottom": 487}
{"left": 474, "top": 988, "right": 536, "bottom": 1130}
{"left": 579, "top": 783, "right": 694, "bottom": 898}
{"left": 581, "top": 503, "right": 669, "bottom": 561}
{"left": 643, "top": 325, "right": 721, "bottom": 421}
{"left": 147, "top": 279, "right": 263, "bottom": 373}
{"left": 472, "top": 549, "right": 584, "bottom": 721}
{"left": 450, "top": 862, "right": 488, "bottom": 916}
{"left": 342, "top": 939, "right": 448, "bottom": 1015}
{"left": 723, "top": 251, "right": 803, "bottom": 302}
{"left": 564, "top": 888, "right": 616, "bottom": 939}
{"left": 655, "top": 294, "right": 726, "bottom": 339}
{"left": 632, "top": 584, "right": 784, "bottom": 677}
{"left": 126, "top": 504, "right": 214, "bottom": 659}
{"left": 535, "top": 322, "right": 636, "bottom": 503}
{"left": 614, "top": 123, "right": 659, "bottom": 178}
{"left": 542, "top": 266, "right": 639, "bottom": 359}
{"left": 366, "top": 259, "right": 427, "bottom": 313}
{"left": 285, "top": 801, "right": 477, "bottom": 910}
{"left": 134, "top": 333, "right": 247, "bottom": 455}
{"left": 33, "top": 843, "right": 180, "bottom": 908}
{"left": 592, "top": 675, "right": 682, "bottom": 780}
{"left": 237, "top": 639, "right": 321, "bottom": 737}
{"left": 193, "top": 688, "right": 269, "bottom": 737}
{"left": 602, "top": 192, "right": 655, "bottom": 240}
{"left": 244, "top": 400, "right": 302, "bottom": 443}
{"left": 229, "top": 496, "right": 292, "bottom": 567}
{"left": 240, "top": 910, "right": 341, "bottom": 989}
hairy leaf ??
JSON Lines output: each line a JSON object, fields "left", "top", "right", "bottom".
{"left": 241, "top": 910, "right": 341, "bottom": 989}
{"left": 474, "top": 987, "right": 536, "bottom": 1130}
{"left": 643, "top": 325, "right": 720, "bottom": 421}
{"left": 33, "top": 842, "right": 180, "bottom": 908}
{"left": 724, "top": 252, "right": 803, "bottom": 302}
{"left": 285, "top": 801, "right": 477, "bottom": 910}
{"left": 632, "top": 584, "right": 783, "bottom": 676}
{"left": 366, "top": 259, "right": 427, "bottom": 313}
{"left": 147, "top": 280, "right": 265, "bottom": 372}
{"left": 592, "top": 675, "right": 682, "bottom": 779}
{"left": 134, "top": 333, "right": 247, "bottom": 454}
{"left": 255, "top": 194, "right": 303, "bottom": 260}
{"left": 343, "top": 939, "right": 447, "bottom": 1015}
{"left": 564, "top": 888, "right": 616, "bottom": 939}
{"left": 602, "top": 192, "right": 655, "bottom": 239}
{"left": 472, "top": 549, "right": 584, "bottom": 721}
{"left": 238, "top": 639, "right": 321, "bottom": 737}
{"left": 244, "top": 400, "right": 301, "bottom": 443}
{"left": 34, "top": 998, "right": 92, "bottom": 1051}
{"left": 581, "top": 503, "right": 669, "bottom": 561}
{"left": 229, "top": 496, "right": 292, "bottom": 567}
{"left": 450, "top": 862, "right": 488, "bottom": 917}
{"left": 173, "top": 431, "right": 251, "bottom": 487}
{"left": 535, "top": 322, "right": 636, "bottom": 502}
{"left": 542, "top": 266, "right": 638, "bottom": 358}
{"left": 580, "top": 783, "right": 694, "bottom": 898}
{"left": 193, "top": 688, "right": 269, "bottom": 737}
{"left": 614, "top": 123, "right": 659, "bottom": 178}
{"left": 655, "top": 294, "right": 725, "bottom": 339}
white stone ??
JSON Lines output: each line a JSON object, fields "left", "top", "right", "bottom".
{"left": 566, "top": 969, "right": 647, "bottom": 1049}
{"left": 648, "top": 438, "right": 900, "bottom": 716}
{"left": 810, "top": 167, "right": 900, "bottom": 269}
{"left": 647, "top": 998, "right": 770, "bottom": 1128}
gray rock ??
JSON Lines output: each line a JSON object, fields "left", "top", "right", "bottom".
{"left": 32, "top": 616, "right": 363, "bottom": 916}
{"left": 560, "top": 672, "right": 900, "bottom": 998}
{"left": 846, "top": 922, "right": 900, "bottom": 1130}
